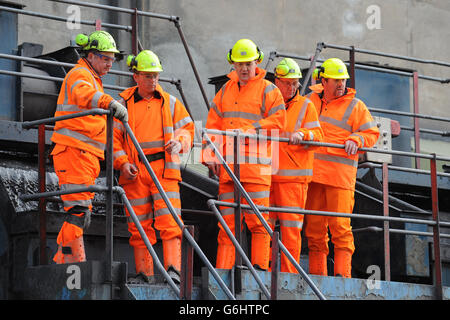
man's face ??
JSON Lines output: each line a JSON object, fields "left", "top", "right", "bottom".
{"left": 233, "top": 60, "right": 257, "bottom": 84}
{"left": 88, "top": 51, "right": 115, "bottom": 76}
{"left": 322, "top": 78, "right": 347, "bottom": 99}
{"left": 133, "top": 71, "right": 159, "bottom": 94}
{"left": 275, "top": 78, "right": 300, "bottom": 101}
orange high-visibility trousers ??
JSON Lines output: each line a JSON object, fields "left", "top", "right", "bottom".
{"left": 269, "top": 182, "right": 307, "bottom": 273}
{"left": 52, "top": 144, "right": 100, "bottom": 263}
{"left": 122, "top": 158, "right": 182, "bottom": 248}
{"left": 216, "top": 181, "right": 271, "bottom": 269}
{"left": 304, "top": 182, "right": 355, "bottom": 256}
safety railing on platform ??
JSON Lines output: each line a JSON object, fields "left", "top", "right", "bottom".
{"left": 203, "top": 128, "right": 450, "bottom": 300}
{"left": 19, "top": 109, "right": 236, "bottom": 300}
{"left": 265, "top": 43, "right": 450, "bottom": 169}
{"left": 46, "top": 0, "right": 211, "bottom": 111}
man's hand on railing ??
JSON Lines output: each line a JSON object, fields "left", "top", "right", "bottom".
{"left": 165, "top": 139, "right": 182, "bottom": 154}
{"left": 109, "top": 100, "right": 128, "bottom": 122}
{"left": 289, "top": 131, "right": 304, "bottom": 145}
{"left": 120, "top": 162, "right": 138, "bottom": 181}
{"left": 344, "top": 140, "right": 358, "bottom": 155}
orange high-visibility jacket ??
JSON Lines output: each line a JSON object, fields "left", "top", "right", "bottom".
{"left": 203, "top": 67, "right": 286, "bottom": 185}
{"left": 51, "top": 58, "right": 114, "bottom": 159}
{"left": 113, "top": 85, "right": 194, "bottom": 182}
{"left": 272, "top": 92, "right": 323, "bottom": 183}
{"left": 307, "top": 84, "right": 379, "bottom": 190}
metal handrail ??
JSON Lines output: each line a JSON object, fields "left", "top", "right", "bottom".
{"left": 0, "top": 4, "right": 132, "bottom": 31}
{"left": 122, "top": 122, "right": 235, "bottom": 300}
{"left": 48, "top": 0, "right": 211, "bottom": 111}
{"left": 114, "top": 186, "right": 180, "bottom": 296}
{"left": 204, "top": 128, "right": 450, "bottom": 162}
{"left": 19, "top": 109, "right": 185, "bottom": 298}
{"left": 202, "top": 129, "right": 327, "bottom": 300}
{"left": 203, "top": 127, "right": 448, "bottom": 299}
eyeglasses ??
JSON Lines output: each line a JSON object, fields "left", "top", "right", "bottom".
{"left": 94, "top": 52, "right": 116, "bottom": 63}
{"left": 135, "top": 72, "right": 159, "bottom": 79}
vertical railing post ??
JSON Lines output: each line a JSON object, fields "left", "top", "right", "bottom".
{"left": 300, "top": 42, "right": 323, "bottom": 96}
{"left": 349, "top": 45, "right": 356, "bottom": 89}
{"left": 430, "top": 154, "right": 443, "bottom": 300}
{"left": 38, "top": 124, "right": 47, "bottom": 265}
{"left": 270, "top": 231, "right": 279, "bottom": 300}
{"left": 105, "top": 111, "right": 114, "bottom": 298}
{"left": 180, "top": 225, "right": 194, "bottom": 300}
{"left": 382, "top": 163, "right": 390, "bottom": 281}
{"left": 413, "top": 71, "right": 421, "bottom": 169}
{"left": 233, "top": 131, "right": 242, "bottom": 295}
{"left": 131, "top": 8, "right": 139, "bottom": 55}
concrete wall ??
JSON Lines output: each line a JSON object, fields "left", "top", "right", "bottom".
{"left": 15, "top": 0, "right": 450, "bottom": 158}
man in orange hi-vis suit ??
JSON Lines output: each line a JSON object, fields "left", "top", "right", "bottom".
{"left": 113, "top": 50, "right": 194, "bottom": 283}
{"left": 304, "top": 58, "right": 379, "bottom": 278}
{"left": 202, "top": 39, "right": 286, "bottom": 271}
{"left": 269, "top": 58, "right": 323, "bottom": 273}
{"left": 51, "top": 31, "right": 128, "bottom": 264}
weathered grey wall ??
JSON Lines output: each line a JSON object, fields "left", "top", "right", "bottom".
{"left": 15, "top": 0, "right": 450, "bottom": 156}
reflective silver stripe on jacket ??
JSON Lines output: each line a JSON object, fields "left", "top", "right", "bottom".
{"left": 54, "top": 127, "right": 106, "bottom": 150}
{"left": 314, "top": 153, "right": 358, "bottom": 167}
{"left": 319, "top": 98, "right": 360, "bottom": 132}
{"left": 60, "top": 183, "right": 92, "bottom": 208}
{"left": 139, "top": 140, "right": 165, "bottom": 149}
{"left": 154, "top": 207, "right": 181, "bottom": 217}
{"left": 293, "top": 99, "right": 310, "bottom": 132}
{"left": 127, "top": 211, "right": 153, "bottom": 224}
{"left": 222, "top": 111, "right": 263, "bottom": 121}
{"left": 113, "top": 150, "right": 126, "bottom": 161}
{"left": 279, "top": 219, "right": 303, "bottom": 229}
{"left": 275, "top": 169, "right": 313, "bottom": 176}
{"left": 261, "top": 83, "right": 277, "bottom": 116}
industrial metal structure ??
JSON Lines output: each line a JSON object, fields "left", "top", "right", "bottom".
{"left": 0, "top": 0, "right": 449, "bottom": 301}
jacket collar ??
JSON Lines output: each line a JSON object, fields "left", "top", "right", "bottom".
{"left": 119, "top": 84, "right": 164, "bottom": 102}
{"left": 308, "top": 83, "right": 356, "bottom": 102}
{"left": 77, "top": 58, "right": 101, "bottom": 79}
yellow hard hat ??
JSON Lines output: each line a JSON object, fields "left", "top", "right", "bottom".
{"left": 274, "top": 58, "right": 302, "bottom": 79}
{"left": 314, "top": 58, "right": 349, "bottom": 80}
{"left": 227, "top": 39, "right": 264, "bottom": 64}
{"left": 127, "top": 50, "right": 163, "bottom": 72}
{"left": 75, "top": 30, "right": 120, "bottom": 53}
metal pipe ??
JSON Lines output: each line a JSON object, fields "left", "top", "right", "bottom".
{"left": 203, "top": 129, "right": 326, "bottom": 300}
{"left": 0, "top": 52, "right": 182, "bottom": 84}
{"left": 49, "top": 0, "right": 178, "bottom": 21}
{"left": 322, "top": 42, "right": 450, "bottom": 68}
{"left": 20, "top": 185, "right": 108, "bottom": 202}
{"left": 213, "top": 200, "right": 450, "bottom": 228}
{"left": 105, "top": 111, "right": 114, "bottom": 297}
{"left": 300, "top": 42, "right": 324, "bottom": 96}
{"left": 0, "top": 5, "right": 132, "bottom": 31}
{"left": 359, "top": 162, "right": 450, "bottom": 178}
{"left": 207, "top": 200, "right": 271, "bottom": 299}
{"left": 430, "top": 155, "right": 443, "bottom": 300}
{"left": 353, "top": 226, "right": 450, "bottom": 239}
{"left": 22, "top": 109, "right": 110, "bottom": 129}
{"left": 272, "top": 51, "right": 450, "bottom": 84}
{"left": 382, "top": 163, "right": 390, "bottom": 281}
{"left": 204, "top": 128, "right": 450, "bottom": 162}
{"left": 38, "top": 124, "right": 47, "bottom": 265}
{"left": 369, "top": 107, "right": 450, "bottom": 123}
{"left": 114, "top": 186, "right": 180, "bottom": 297}
{"left": 49, "top": 0, "right": 211, "bottom": 111}
{"left": 0, "top": 69, "right": 128, "bottom": 91}
{"left": 122, "top": 122, "right": 235, "bottom": 300}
